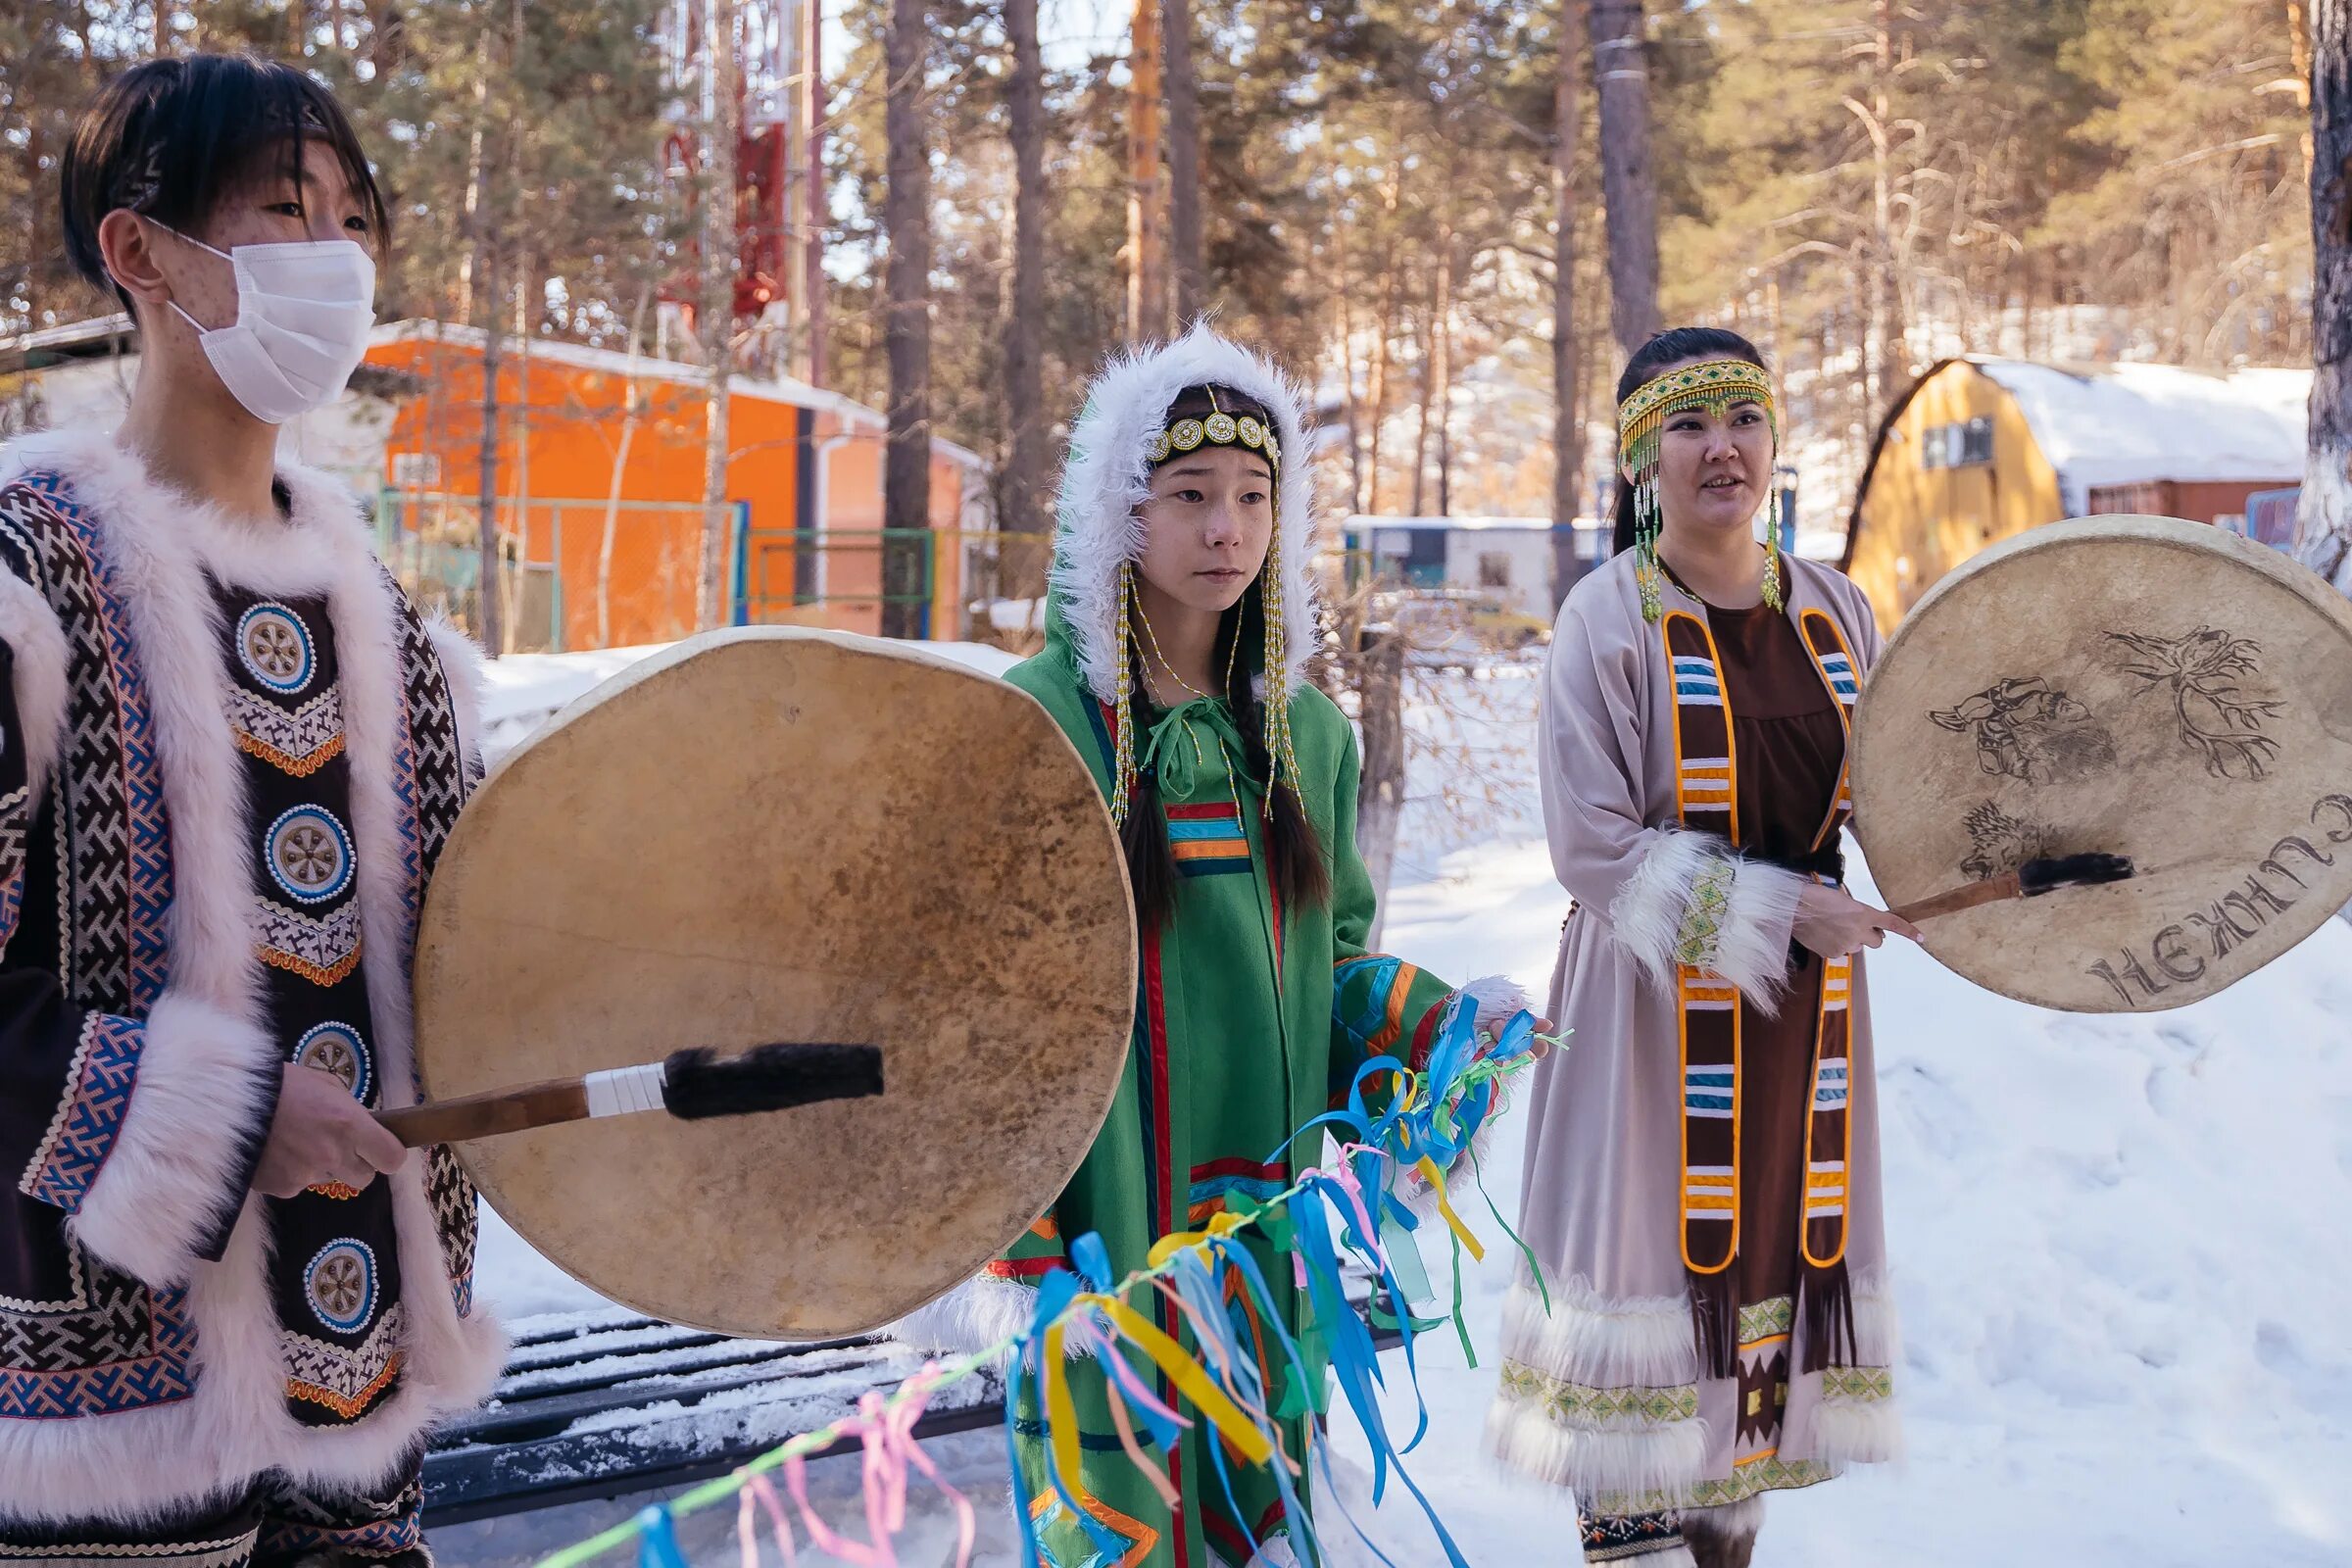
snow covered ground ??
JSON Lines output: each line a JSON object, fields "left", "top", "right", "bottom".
{"left": 460, "top": 644, "right": 2352, "bottom": 1566}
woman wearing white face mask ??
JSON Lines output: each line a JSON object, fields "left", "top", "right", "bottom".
{"left": 0, "top": 56, "right": 500, "bottom": 1566}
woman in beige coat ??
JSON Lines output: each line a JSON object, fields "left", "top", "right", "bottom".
{"left": 1488, "top": 328, "right": 1911, "bottom": 1567}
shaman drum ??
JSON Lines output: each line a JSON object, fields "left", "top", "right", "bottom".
{"left": 1851, "top": 515, "right": 2352, "bottom": 1013}
{"left": 412, "top": 628, "right": 1136, "bottom": 1338}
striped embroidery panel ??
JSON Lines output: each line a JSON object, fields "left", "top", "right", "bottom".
{"left": 1167, "top": 801, "right": 1251, "bottom": 877}
{"left": 1187, "top": 1156, "right": 1289, "bottom": 1224}
{"left": 1684, "top": 1065, "right": 1736, "bottom": 1119}
{"left": 1670, "top": 654, "right": 1724, "bottom": 706}
{"left": 1679, "top": 757, "right": 1734, "bottom": 811}
{"left": 1811, "top": 1056, "right": 1849, "bottom": 1112}
{"left": 1682, "top": 1164, "right": 1737, "bottom": 1217}
{"left": 1823, "top": 957, "right": 1852, "bottom": 1013}
{"left": 1817, "top": 650, "right": 1859, "bottom": 702}
{"left": 1805, "top": 1161, "right": 1847, "bottom": 1221}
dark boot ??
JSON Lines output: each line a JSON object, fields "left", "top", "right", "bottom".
{"left": 1679, "top": 1501, "right": 1761, "bottom": 1568}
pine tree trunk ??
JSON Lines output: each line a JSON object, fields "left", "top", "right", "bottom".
{"left": 2301, "top": 0, "right": 2352, "bottom": 589}
{"left": 1433, "top": 234, "right": 1454, "bottom": 518}
{"left": 699, "top": 0, "right": 740, "bottom": 633}
{"left": 1552, "top": 5, "right": 1585, "bottom": 604}
{"left": 1002, "top": 0, "right": 1049, "bottom": 598}
{"left": 883, "top": 0, "right": 934, "bottom": 637}
{"left": 1589, "top": 0, "right": 1660, "bottom": 353}
{"left": 1408, "top": 298, "right": 1435, "bottom": 517}
{"left": 1126, "top": 0, "right": 1167, "bottom": 341}
{"left": 1164, "top": 0, "right": 1203, "bottom": 322}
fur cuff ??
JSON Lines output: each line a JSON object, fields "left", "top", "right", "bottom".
{"left": 885, "top": 1273, "right": 1047, "bottom": 1361}
{"left": 1606, "top": 829, "right": 1806, "bottom": 1012}
{"left": 67, "top": 993, "right": 276, "bottom": 1287}
{"left": 0, "top": 564, "right": 71, "bottom": 800}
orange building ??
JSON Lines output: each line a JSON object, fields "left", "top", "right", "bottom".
{"left": 369, "top": 321, "right": 989, "bottom": 650}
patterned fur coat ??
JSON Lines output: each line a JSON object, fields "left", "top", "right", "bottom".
{"left": 0, "top": 428, "right": 504, "bottom": 1526}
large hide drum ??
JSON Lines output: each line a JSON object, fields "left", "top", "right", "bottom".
{"left": 1851, "top": 515, "right": 2352, "bottom": 1013}
{"left": 412, "top": 629, "right": 1136, "bottom": 1337}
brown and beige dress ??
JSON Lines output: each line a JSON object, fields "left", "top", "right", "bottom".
{"left": 1488, "top": 549, "right": 1901, "bottom": 1562}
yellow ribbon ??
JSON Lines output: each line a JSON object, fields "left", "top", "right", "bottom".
{"left": 1091, "top": 1297, "right": 1275, "bottom": 1467}
{"left": 1413, "top": 1156, "right": 1487, "bottom": 1263}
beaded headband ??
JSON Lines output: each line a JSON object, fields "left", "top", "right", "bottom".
{"left": 1617, "top": 358, "right": 1782, "bottom": 622}
{"left": 1145, "top": 401, "right": 1283, "bottom": 470}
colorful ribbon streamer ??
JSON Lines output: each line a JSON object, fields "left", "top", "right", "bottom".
{"left": 534, "top": 1001, "right": 1562, "bottom": 1568}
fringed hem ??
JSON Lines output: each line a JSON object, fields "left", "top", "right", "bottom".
{"left": 1485, "top": 1387, "right": 1711, "bottom": 1498}
{"left": 1813, "top": 1394, "right": 1905, "bottom": 1466}
{"left": 1498, "top": 1263, "right": 1701, "bottom": 1388}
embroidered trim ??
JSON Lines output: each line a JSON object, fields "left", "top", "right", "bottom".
{"left": 1672, "top": 860, "right": 1735, "bottom": 969}
{"left": 1737, "top": 1296, "right": 1794, "bottom": 1343}
{"left": 1497, "top": 1361, "right": 1701, "bottom": 1427}
{"left": 283, "top": 1302, "right": 406, "bottom": 1417}
{"left": 1590, "top": 1453, "right": 1838, "bottom": 1517}
{"left": 1819, "top": 1364, "right": 1894, "bottom": 1402}
{"left": 19, "top": 1012, "right": 143, "bottom": 1212}
{"left": 254, "top": 896, "right": 363, "bottom": 986}
{"left": 227, "top": 684, "right": 344, "bottom": 776}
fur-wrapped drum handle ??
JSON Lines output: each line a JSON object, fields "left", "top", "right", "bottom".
{"left": 1889, "top": 854, "right": 2133, "bottom": 927}
{"left": 374, "top": 1042, "right": 885, "bottom": 1148}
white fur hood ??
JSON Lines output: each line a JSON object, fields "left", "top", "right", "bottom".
{"left": 1047, "top": 322, "right": 1322, "bottom": 703}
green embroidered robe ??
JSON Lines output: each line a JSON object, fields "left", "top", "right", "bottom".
{"left": 995, "top": 616, "right": 1462, "bottom": 1568}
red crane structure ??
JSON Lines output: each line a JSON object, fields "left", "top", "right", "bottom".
{"left": 661, "top": 0, "right": 828, "bottom": 386}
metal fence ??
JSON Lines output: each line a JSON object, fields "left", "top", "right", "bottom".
{"left": 377, "top": 488, "right": 1055, "bottom": 654}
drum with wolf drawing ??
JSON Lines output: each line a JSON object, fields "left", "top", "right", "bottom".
{"left": 1850, "top": 514, "right": 2352, "bottom": 1012}
{"left": 410, "top": 628, "right": 1136, "bottom": 1337}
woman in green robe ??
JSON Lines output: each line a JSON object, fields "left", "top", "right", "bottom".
{"left": 892, "top": 326, "right": 1537, "bottom": 1568}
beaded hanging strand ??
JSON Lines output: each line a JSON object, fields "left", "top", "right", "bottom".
{"left": 1112, "top": 562, "right": 1141, "bottom": 825}
{"left": 1615, "top": 359, "right": 1783, "bottom": 623}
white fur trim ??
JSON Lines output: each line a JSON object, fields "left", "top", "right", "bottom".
{"left": 1811, "top": 1392, "right": 1903, "bottom": 1467}
{"left": 0, "top": 427, "right": 502, "bottom": 1525}
{"left": 1497, "top": 1263, "right": 1698, "bottom": 1388}
{"left": 1484, "top": 1387, "right": 1710, "bottom": 1498}
{"left": 422, "top": 614, "right": 486, "bottom": 774}
{"left": 62, "top": 994, "right": 275, "bottom": 1287}
{"left": 886, "top": 1273, "right": 1044, "bottom": 1361}
{"left": 1605, "top": 829, "right": 1805, "bottom": 1013}
{"left": 1849, "top": 1274, "right": 1902, "bottom": 1367}
{"left": 1049, "top": 321, "right": 1320, "bottom": 704}
{"left": 0, "top": 566, "right": 70, "bottom": 800}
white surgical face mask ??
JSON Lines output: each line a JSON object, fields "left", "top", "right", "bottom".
{"left": 160, "top": 227, "right": 376, "bottom": 425}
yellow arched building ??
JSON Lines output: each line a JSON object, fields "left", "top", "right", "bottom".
{"left": 1841, "top": 357, "right": 2307, "bottom": 629}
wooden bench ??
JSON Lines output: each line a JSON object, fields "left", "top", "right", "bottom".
{"left": 425, "top": 1284, "right": 1397, "bottom": 1523}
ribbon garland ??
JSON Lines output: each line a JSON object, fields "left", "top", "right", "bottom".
{"left": 545, "top": 994, "right": 1562, "bottom": 1568}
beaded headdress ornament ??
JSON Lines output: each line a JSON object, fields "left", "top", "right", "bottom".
{"left": 1617, "top": 358, "right": 1783, "bottom": 622}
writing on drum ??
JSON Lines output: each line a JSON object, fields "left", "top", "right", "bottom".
{"left": 2084, "top": 792, "right": 2352, "bottom": 1005}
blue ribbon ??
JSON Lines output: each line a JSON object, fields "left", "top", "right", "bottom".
{"left": 635, "top": 1505, "right": 689, "bottom": 1568}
